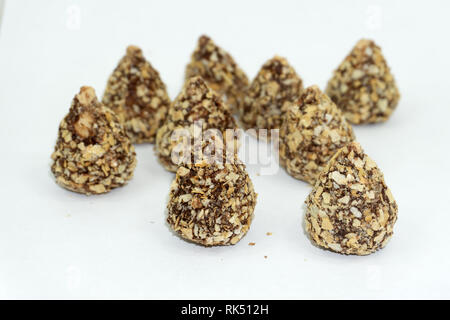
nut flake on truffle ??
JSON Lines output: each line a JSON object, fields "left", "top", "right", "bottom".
{"left": 239, "top": 56, "right": 304, "bottom": 135}
{"left": 155, "top": 76, "right": 239, "bottom": 172}
{"left": 102, "top": 45, "right": 171, "bottom": 143}
{"left": 326, "top": 39, "right": 400, "bottom": 124}
{"left": 185, "top": 35, "right": 249, "bottom": 113}
{"left": 51, "top": 86, "right": 137, "bottom": 195}
{"left": 305, "top": 141, "right": 398, "bottom": 255}
{"left": 167, "top": 157, "right": 257, "bottom": 246}
{"left": 279, "top": 85, "right": 355, "bottom": 184}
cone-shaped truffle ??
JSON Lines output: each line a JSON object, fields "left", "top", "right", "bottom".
{"left": 102, "top": 45, "right": 171, "bottom": 143}
{"left": 239, "top": 56, "right": 303, "bottom": 135}
{"left": 326, "top": 39, "right": 400, "bottom": 124}
{"left": 51, "top": 87, "right": 137, "bottom": 195}
{"left": 167, "top": 156, "right": 257, "bottom": 246}
{"left": 279, "top": 85, "right": 355, "bottom": 184}
{"left": 156, "top": 77, "right": 239, "bottom": 172}
{"left": 185, "top": 35, "right": 249, "bottom": 113}
{"left": 305, "top": 142, "right": 398, "bottom": 255}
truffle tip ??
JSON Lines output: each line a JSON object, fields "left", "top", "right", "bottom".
{"left": 356, "top": 38, "right": 375, "bottom": 48}
{"left": 77, "top": 86, "right": 97, "bottom": 106}
{"left": 126, "top": 45, "right": 142, "bottom": 56}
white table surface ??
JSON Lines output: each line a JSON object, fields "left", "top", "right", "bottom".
{"left": 0, "top": 0, "right": 449, "bottom": 299}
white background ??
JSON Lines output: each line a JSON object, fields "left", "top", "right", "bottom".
{"left": 0, "top": 0, "right": 449, "bottom": 299}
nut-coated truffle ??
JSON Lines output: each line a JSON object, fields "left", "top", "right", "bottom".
{"left": 155, "top": 76, "right": 239, "bottom": 172}
{"left": 103, "top": 45, "right": 171, "bottom": 143}
{"left": 239, "top": 56, "right": 303, "bottom": 136}
{"left": 305, "top": 142, "right": 398, "bottom": 255}
{"left": 185, "top": 35, "right": 249, "bottom": 113}
{"left": 51, "top": 86, "right": 137, "bottom": 195}
{"left": 167, "top": 158, "right": 257, "bottom": 246}
{"left": 279, "top": 85, "right": 355, "bottom": 184}
{"left": 326, "top": 39, "right": 400, "bottom": 124}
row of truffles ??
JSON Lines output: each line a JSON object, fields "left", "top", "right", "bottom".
{"left": 305, "top": 142, "right": 398, "bottom": 255}
{"left": 185, "top": 36, "right": 400, "bottom": 135}
{"left": 50, "top": 36, "right": 398, "bottom": 253}
{"left": 51, "top": 87, "right": 137, "bottom": 195}
{"left": 98, "top": 37, "right": 400, "bottom": 149}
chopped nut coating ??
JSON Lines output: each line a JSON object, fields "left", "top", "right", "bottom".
{"left": 279, "top": 85, "right": 355, "bottom": 184}
{"left": 103, "top": 45, "right": 171, "bottom": 143}
{"left": 239, "top": 56, "right": 303, "bottom": 134}
{"left": 305, "top": 142, "right": 398, "bottom": 255}
{"left": 326, "top": 39, "right": 400, "bottom": 124}
{"left": 51, "top": 86, "right": 137, "bottom": 195}
{"left": 155, "top": 76, "right": 239, "bottom": 172}
{"left": 185, "top": 35, "right": 249, "bottom": 113}
{"left": 167, "top": 158, "right": 257, "bottom": 246}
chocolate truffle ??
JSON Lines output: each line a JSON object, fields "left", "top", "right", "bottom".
{"left": 279, "top": 85, "right": 355, "bottom": 184}
{"left": 167, "top": 157, "right": 257, "bottom": 246}
{"left": 185, "top": 35, "right": 249, "bottom": 113}
{"left": 305, "top": 142, "right": 398, "bottom": 255}
{"left": 51, "top": 86, "right": 137, "bottom": 195}
{"left": 239, "top": 56, "right": 303, "bottom": 136}
{"left": 103, "top": 45, "right": 171, "bottom": 143}
{"left": 326, "top": 39, "right": 400, "bottom": 124}
{"left": 155, "top": 76, "right": 239, "bottom": 172}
